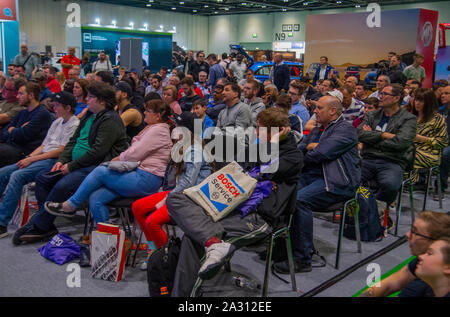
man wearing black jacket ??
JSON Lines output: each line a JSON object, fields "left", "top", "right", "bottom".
{"left": 13, "top": 81, "right": 128, "bottom": 244}
{"left": 166, "top": 108, "right": 303, "bottom": 296}
{"left": 190, "top": 51, "right": 210, "bottom": 83}
{"left": 0, "top": 82, "right": 52, "bottom": 167}
{"left": 271, "top": 53, "right": 290, "bottom": 93}
{"left": 275, "top": 95, "right": 361, "bottom": 274}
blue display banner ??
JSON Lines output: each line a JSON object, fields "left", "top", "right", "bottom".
{"left": 1, "top": 21, "right": 20, "bottom": 73}
{"left": 81, "top": 26, "right": 172, "bottom": 73}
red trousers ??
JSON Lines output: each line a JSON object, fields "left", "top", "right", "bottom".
{"left": 132, "top": 191, "right": 171, "bottom": 249}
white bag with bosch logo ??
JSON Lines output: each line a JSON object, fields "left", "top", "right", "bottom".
{"left": 183, "top": 161, "right": 257, "bottom": 222}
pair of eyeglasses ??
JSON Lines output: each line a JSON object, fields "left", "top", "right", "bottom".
{"left": 410, "top": 226, "right": 436, "bottom": 240}
{"left": 379, "top": 91, "right": 399, "bottom": 97}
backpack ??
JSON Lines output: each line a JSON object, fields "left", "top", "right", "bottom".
{"left": 343, "top": 187, "right": 384, "bottom": 242}
{"left": 147, "top": 237, "right": 181, "bottom": 297}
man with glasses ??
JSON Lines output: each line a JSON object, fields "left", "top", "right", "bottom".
{"left": 369, "top": 75, "right": 391, "bottom": 100}
{"left": 190, "top": 51, "right": 210, "bottom": 83}
{"left": 359, "top": 210, "right": 450, "bottom": 297}
{"left": 288, "top": 81, "right": 310, "bottom": 129}
{"left": 0, "top": 78, "right": 26, "bottom": 128}
{"left": 358, "top": 84, "right": 417, "bottom": 215}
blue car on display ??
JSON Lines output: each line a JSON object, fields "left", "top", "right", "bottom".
{"left": 249, "top": 61, "right": 304, "bottom": 84}
{"left": 229, "top": 44, "right": 303, "bottom": 84}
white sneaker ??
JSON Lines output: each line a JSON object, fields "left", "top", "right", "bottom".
{"left": 198, "top": 242, "right": 235, "bottom": 280}
{"left": 140, "top": 261, "right": 148, "bottom": 271}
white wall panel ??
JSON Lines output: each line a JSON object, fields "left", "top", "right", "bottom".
{"left": 18, "top": 0, "right": 208, "bottom": 54}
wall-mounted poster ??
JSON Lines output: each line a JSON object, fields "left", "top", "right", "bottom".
{"left": 305, "top": 9, "right": 438, "bottom": 88}
{"left": 0, "top": 0, "right": 17, "bottom": 21}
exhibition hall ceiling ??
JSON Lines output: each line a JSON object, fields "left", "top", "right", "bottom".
{"left": 84, "top": 0, "right": 446, "bottom": 15}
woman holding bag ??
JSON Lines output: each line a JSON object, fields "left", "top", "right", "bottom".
{"left": 44, "top": 100, "right": 173, "bottom": 225}
{"left": 132, "top": 111, "right": 211, "bottom": 270}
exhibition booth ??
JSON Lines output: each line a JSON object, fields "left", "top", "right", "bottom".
{"left": 0, "top": 0, "right": 20, "bottom": 73}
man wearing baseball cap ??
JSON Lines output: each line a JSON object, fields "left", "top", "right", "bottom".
{"left": 32, "top": 71, "right": 52, "bottom": 102}
{"left": 0, "top": 91, "right": 79, "bottom": 238}
{"left": 115, "top": 81, "right": 145, "bottom": 141}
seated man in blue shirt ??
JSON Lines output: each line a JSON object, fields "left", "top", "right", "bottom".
{"left": 0, "top": 82, "right": 52, "bottom": 168}
{"left": 288, "top": 81, "right": 310, "bottom": 129}
{"left": 274, "top": 95, "right": 361, "bottom": 273}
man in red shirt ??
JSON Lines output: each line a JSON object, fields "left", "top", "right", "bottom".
{"left": 42, "top": 65, "right": 61, "bottom": 93}
{"left": 61, "top": 47, "right": 80, "bottom": 79}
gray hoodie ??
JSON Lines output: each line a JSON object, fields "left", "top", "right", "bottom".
{"left": 245, "top": 97, "right": 265, "bottom": 126}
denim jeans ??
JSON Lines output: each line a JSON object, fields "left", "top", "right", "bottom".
{"left": 440, "top": 146, "right": 450, "bottom": 191}
{"left": 291, "top": 173, "right": 351, "bottom": 264}
{"left": 67, "top": 166, "right": 162, "bottom": 224}
{"left": 31, "top": 166, "right": 96, "bottom": 232}
{"left": 0, "top": 143, "right": 26, "bottom": 168}
{"left": 0, "top": 159, "right": 55, "bottom": 227}
{"left": 361, "top": 158, "right": 404, "bottom": 204}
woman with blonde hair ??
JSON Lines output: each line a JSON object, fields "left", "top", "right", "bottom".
{"left": 162, "top": 84, "right": 182, "bottom": 115}
{"left": 56, "top": 72, "right": 65, "bottom": 88}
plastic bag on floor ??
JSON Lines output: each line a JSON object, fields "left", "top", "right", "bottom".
{"left": 38, "top": 233, "right": 80, "bottom": 265}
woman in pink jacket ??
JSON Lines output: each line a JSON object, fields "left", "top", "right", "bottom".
{"left": 44, "top": 100, "right": 173, "bottom": 225}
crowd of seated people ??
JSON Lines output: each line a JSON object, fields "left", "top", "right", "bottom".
{"left": 0, "top": 49, "right": 449, "bottom": 297}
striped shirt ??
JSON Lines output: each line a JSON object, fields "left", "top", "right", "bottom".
{"left": 343, "top": 98, "right": 365, "bottom": 122}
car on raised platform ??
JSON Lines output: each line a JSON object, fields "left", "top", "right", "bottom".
{"left": 249, "top": 61, "right": 304, "bottom": 84}
{"left": 345, "top": 66, "right": 361, "bottom": 80}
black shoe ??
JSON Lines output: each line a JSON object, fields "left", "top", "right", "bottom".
{"left": 18, "top": 224, "right": 58, "bottom": 243}
{"left": 0, "top": 225, "right": 7, "bottom": 239}
{"left": 273, "top": 260, "right": 312, "bottom": 274}
{"left": 11, "top": 223, "right": 33, "bottom": 246}
{"left": 44, "top": 202, "right": 77, "bottom": 218}
{"left": 79, "top": 243, "right": 91, "bottom": 267}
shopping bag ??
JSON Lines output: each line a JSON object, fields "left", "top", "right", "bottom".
{"left": 91, "top": 223, "right": 126, "bottom": 282}
{"left": 11, "top": 185, "right": 30, "bottom": 229}
{"left": 183, "top": 161, "right": 257, "bottom": 222}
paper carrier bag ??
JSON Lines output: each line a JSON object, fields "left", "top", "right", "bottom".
{"left": 183, "top": 161, "right": 257, "bottom": 222}
{"left": 91, "top": 223, "right": 126, "bottom": 282}
{"left": 11, "top": 185, "right": 30, "bottom": 229}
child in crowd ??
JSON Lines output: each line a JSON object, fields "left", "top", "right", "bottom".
{"left": 353, "top": 97, "right": 379, "bottom": 128}
{"left": 191, "top": 99, "right": 214, "bottom": 138}
{"left": 415, "top": 237, "right": 450, "bottom": 297}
